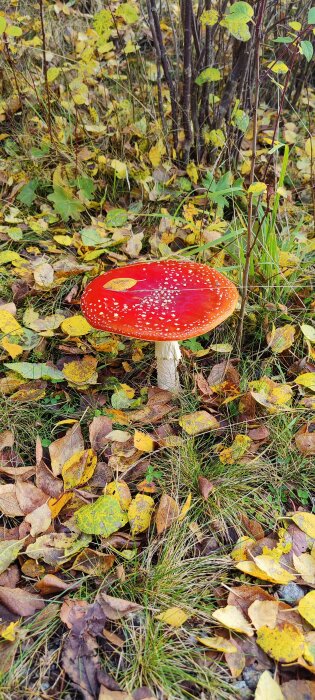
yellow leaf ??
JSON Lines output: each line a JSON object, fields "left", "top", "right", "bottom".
{"left": 104, "top": 277, "right": 137, "bottom": 291}
{"left": 128, "top": 494, "right": 154, "bottom": 535}
{"left": 236, "top": 560, "right": 288, "bottom": 583}
{"left": 33, "top": 262, "right": 54, "bottom": 287}
{"left": 61, "top": 315, "right": 92, "bottom": 336}
{"left": 257, "top": 623, "right": 304, "bottom": 662}
{"left": 105, "top": 481, "right": 132, "bottom": 511}
{"left": 197, "top": 636, "right": 237, "bottom": 653}
{"left": 289, "top": 20, "right": 301, "bottom": 30}
{"left": 249, "top": 376, "right": 293, "bottom": 412}
{"left": 179, "top": 411, "right": 219, "bottom": 435}
{"left": 53, "top": 234, "right": 73, "bottom": 245}
{"left": 134, "top": 430, "right": 155, "bottom": 453}
{"left": 200, "top": 8, "right": 219, "bottom": 26}
{"left": 149, "top": 140, "right": 166, "bottom": 167}
{"left": 178, "top": 492, "right": 192, "bottom": 521}
{"left": 267, "top": 324, "right": 296, "bottom": 353}
{"left": 111, "top": 159, "right": 128, "bottom": 179}
{"left": 231, "top": 536, "right": 256, "bottom": 562}
{"left": 186, "top": 162, "right": 198, "bottom": 184}
{"left": 252, "top": 555, "right": 295, "bottom": 584}
{"left": 298, "top": 591, "right": 315, "bottom": 627}
{"left": 62, "top": 356, "right": 98, "bottom": 386}
{"left": 62, "top": 449, "right": 97, "bottom": 490}
{"left": 301, "top": 324, "right": 315, "bottom": 343}
{"left": 0, "top": 251, "right": 23, "bottom": 265}
{"left": 120, "top": 383, "right": 135, "bottom": 398}
{"left": 295, "top": 373, "right": 315, "bottom": 391}
{"left": 49, "top": 493, "right": 72, "bottom": 518}
{"left": 47, "top": 67, "right": 60, "bottom": 82}
{"left": 156, "top": 607, "right": 189, "bottom": 628}
{"left": 248, "top": 182, "right": 267, "bottom": 195}
{"left": 293, "top": 553, "right": 315, "bottom": 585}
{"left": 255, "top": 671, "right": 284, "bottom": 700}
{"left": 1, "top": 336, "right": 23, "bottom": 358}
{"left": 212, "top": 605, "right": 254, "bottom": 637}
{"left": 248, "top": 600, "right": 279, "bottom": 631}
{"left": 303, "top": 631, "right": 315, "bottom": 665}
{"left": 0, "top": 310, "right": 23, "bottom": 336}
{"left": 291, "top": 511, "right": 315, "bottom": 538}
{"left": 0, "top": 621, "right": 19, "bottom": 642}
{"left": 219, "top": 434, "right": 251, "bottom": 465}
{"left": 268, "top": 61, "right": 289, "bottom": 74}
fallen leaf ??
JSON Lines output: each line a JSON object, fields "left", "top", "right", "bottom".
{"left": 33, "top": 262, "right": 54, "bottom": 287}
{"left": 25, "top": 502, "right": 52, "bottom": 536}
{"left": 291, "top": 512, "right": 315, "bottom": 538}
{"left": 295, "top": 425, "right": 315, "bottom": 455}
{"left": 128, "top": 494, "right": 155, "bottom": 535}
{"left": 248, "top": 600, "right": 279, "bottom": 631}
{"left": 255, "top": 670, "right": 284, "bottom": 700}
{"left": 219, "top": 434, "right": 251, "bottom": 464}
{"left": 212, "top": 605, "right": 254, "bottom": 636}
{"left": 0, "top": 484, "right": 24, "bottom": 516}
{"left": 196, "top": 636, "right": 237, "bottom": 653}
{"left": 178, "top": 492, "right": 192, "bottom": 521}
{"left": 0, "top": 621, "right": 20, "bottom": 642}
{"left": 105, "top": 481, "right": 132, "bottom": 511}
{"left": 71, "top": 549, "right": 115, "bottom": 576}
{"left": 198, "top": 476, "right": 214, "bottom": 500}
{"left": 156, "top": 607, "right": 189, "bottom": 628}
{"left": 231, "top": 536, "right": 256, "bottom": 562}
{"left": 0, "top": 587, "right": 44, "bottom": 616}
{"left": 133, "top": 430, "right": 155, "bottom": 452}
{"left": 26, "top": 532, "right": 91, "bottom": 565}
{"left": 252, "top": 555, "right": 295, "bottom": 584}
{"left": 62, "top": 449, "right": 97, "bottom": 490}
{"left": 76, "top": 495, "right": 128, "bottom": 536}
{"left": 282, "top": 680, "right": 315, "bottom": 700}
{"left": 298, "top": 591, "right": 315, "bottom": 627}
{"left": 98, "top": 593, "right": 142, "bottom": 620}
{"left": 61, "top": 314, "right": 92, "bottom": 336}
{"left": 89, "top": 416, "right": 113, "bottom": 453}
{"left": 295, "top": 373, "right": 315, "bottom": 391}
{"left": 257, "top": 623, "right": 305, "bottom": 662}
{"left": 293, "top": 553, "right": 315, "bottom": 584}
{"left": 267, "top": 324, "right": 296, "bottom": 354}
{"left": 0, "top": 539, "right": 25, "bottom": 576}
{"left": 179, "top": 411, "right": 219, "bottom": 435}
{"left": 155, "top": 494, "right": 179, "bottom": 534}
{"left": 49, "top": 423, "right": 84, "bottom": 476}
{"left": 15, "top": 481, "right": 47, "bottom": 514}
{"left": 104, "top": 277, "right": 137, "bottom": 291}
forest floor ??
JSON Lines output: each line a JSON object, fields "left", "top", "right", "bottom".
{"left": 0, "top": 2, "right": 315, "bottom": 699}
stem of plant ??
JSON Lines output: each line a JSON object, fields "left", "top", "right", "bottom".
{"left": 236, "top": 0, "right": 267, "bottom": 350}
{"left": 39, "top": 0, "right": 53, "bottom": 143}
{"left": 155, "top": 341, "right": 181, "bottom": 393}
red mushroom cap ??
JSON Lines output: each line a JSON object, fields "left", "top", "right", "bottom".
{"left": 81, "top": 260, "right": 238, "bottom": 341}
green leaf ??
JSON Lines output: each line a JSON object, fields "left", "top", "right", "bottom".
{"left": 76, "top": 495, "right": 129, "bottom": 535}
{"left": 6, "top": 25, "right": 22, "bottom": 37}
{"left": 0, "top": 539, "right": 25, "bottom": 575}
{"left": 93, "top": 9, "right": 113, "bottom": 38}
{"left": 195, "top": 67, "right": 221, "bottom": 85}
{"left": 80, "top": 226, "right": 105, "bottom": 247}
{"left": 77, "top": 175, "right": 96, "bottom": 200}
{"left": 106, "top": 208, "right": 128, "bottom": 227}
{"left": 273, "top": 36, "right": 294, "bottom": 43}
{"left": 234, "top": 109, "right": 249, "bottom": 133}
{"left": 47, "top": 186, "right": 84, "bottom": 221}
{"left": 300, "top": 40, "right": 314, "bottom": 62}
{"left": 308, "top": 7, "right": 315, "bottom": 23}
{"left": 115, "top": 2, "right": 139, "bottom": 24}
{"left": 4, "top": 362, "right": 64, "bottom": 382}
{"left": 0, "top": 17, "right": 7, "bottom": 33}
{"left": 221, "top": 1, "right": 253, "bottom": 41}
{"left": 30, "top": 145, "right": 50, "bottom": 158}
{"left": 111, "top": 389, "right": 133, "bottom": 410}
{"left": 17, "top": 179, "right": 39, "bottom": 207}
{"left": 47, "top": 67, "right": 60, "bottom": 83}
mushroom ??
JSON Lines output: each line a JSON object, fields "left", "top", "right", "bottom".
{"left": 81, "top": 260, "right": 238, "bottom": 393}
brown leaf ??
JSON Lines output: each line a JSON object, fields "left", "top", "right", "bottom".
{"left": 36, "top": 460, "right": 63, "bottom": 498}
{"left": 99, "top": 691, "right": 131, "bottom": 700}
{"left": 227, "top": 585, "right": 274, "bottom": 616}
{"left": 198, "top": 476, "right": 214, "bottom": 500}
{"left": 97, "top": 593, "right": 142, "bottom": 621}
{"left": 240, "top": 514, "right": 264, "bottom": 540}
{"left": 155, "top": 493, "right": 179, "bottom": 534}
{"left": 35, "top": 574, "right": 72, "bottom": 595}
{"left": 282, "top": 680, "right": 315, "bottom": 700}
{"left": 89, "top": 416, "right": 113, "bottom": 453}
{"left": 0, "top": 464, "right": 35, "bottom": 479}
{"left": 0, "top": 431, "right": 14, "bottom": 451}
{"left": 71, "top": 549, "right": 115, "bottom": 576}
{"left": 60, "top": 598, "right": 89, "bottom": 629}
{"left": 0, "top": 587, "right": 44, "bottom": 616}
{"left": 295, "top": 424, "right": 315, "bottom": 456}
{"left": 208, "top": 361, "right": 240, "bottom": 389}
{"left": 62, "top": 631, "right": 100, "bottom": 700}
{"left": 15, "top": 481, "right": 47, "bottom": 515}
{"left": 89, "top": 461, "right": 113, "bottom": 488}
{"left": 25, "top": 501, "right": 51, "bottom": 536}
{"left": 0, "top": 484, "right": 24, "bottom": 516}
{"left": 49, "top": 423, "right": 84, "bottom": 476}
{"left": 0, "top": 565, "right": 20, "bottom": 588}
{"left": 248, "top": 425, "right": 270, "bottom": 441}
{"left": 103, "top": 629, "right": 125, "bottom": 648}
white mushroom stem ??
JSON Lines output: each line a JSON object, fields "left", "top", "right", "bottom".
{"left": 155, "top": 341, "right": 182, "bottom": 393}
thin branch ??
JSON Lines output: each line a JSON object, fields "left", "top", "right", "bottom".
{"left": 182, "top": 0, "right": 193, "bottom": 164}
{"left": 39, "top": 0, "right": 53, "bottom": 142}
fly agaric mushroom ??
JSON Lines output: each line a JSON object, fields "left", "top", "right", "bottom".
{"left": 81, "top": 260, "right": 238, "bottom": 393}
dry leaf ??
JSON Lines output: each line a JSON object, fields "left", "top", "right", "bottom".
{"left": 212, "top": 605, "right": 254, "bottom": 636}
{"left": 62, "top": 449, "right": 97, "bottom": 490}
{"left": 295, "top": 425, "right": 315, "bottom": 456}
{"left": 196, "top": 636, "right": 237, "bottom": 653}
{"left": 128, "top": 494, "right": 155, "bottom": 535}
{"left": 198, "top": 476, "right": 214, "bottom": 500}
{"left": 61, "top": 314, "right": 92, "bottom": 336}
{"left": 257, "top": 623, "right": 305, "bottom": 662}
{"left": 15, "top": 481, "right": 47, "bottom": 514}
{"left": 25, "top": 502, "right": 51, "bottom": 536}
{"left": 98, "top": 593, "right": 142, "bottom": 621}
{"left": 49, "top": 423, "right": 84, "bottom": 476}
{"left": 155, "top": 494, "right": 179, "bottom": 534}
{"left": 252, "top": 555, "right": 295, "bottom": 584}
{"left": 248, "top": 600, "right": 279, "bottom": 631}
{"left": 293, "top": 553, "right": 315, "bottom": 584}
{"left": 267, "top": 324, "right": 296, "bottom": 354}
{"left": 35, "top": 574, "right": 71, "bottom": 594}
{"left": 298, "top": 591, "right": 315, "bottom": 628}
{"left": 255, "top": 670, "right": 284, "bottom": 700}
{"left": 156, "top": 607, "right": 189, "bottom": 628}
{"left": 105, "top": 481, "right": 132, "bottom": 511}
{"left": 291, "top": 512, "right": 315, "bottom": 538}
{"left": 133, "top": 430, "right": 155, "bottom": 453}
{"left": 179, "top": 411, "right": 219, "bottom": 435}
{"left": 0, "top": 484, "right": 24, "bottom": 516}
{"left": 0, "top": 587, "right": 44, "bottom": 616}
{"left": 71, "top": 549, "right": 115, "bottom": 576}
{"left": 89, "top": 416, "right": 113, "bottom": 453}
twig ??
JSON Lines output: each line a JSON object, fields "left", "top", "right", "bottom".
{"left": 3, "top": 34, "right": 23, "bottom": 110}
{"left": 146, "top": 0, "right": 170, "bottom": 151}
{"left": 39, "top": 0, "right": 53, "bottom": 142}
{"left": 236, "top": 0, "right": 267, "bottom": 349}
{"left": 182, "top": 0, "right": 193, "bottom": 164}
